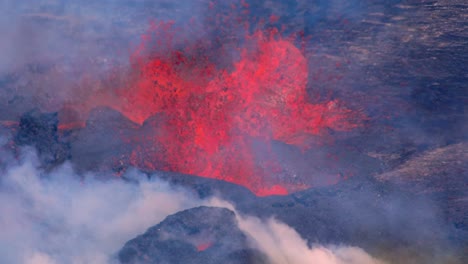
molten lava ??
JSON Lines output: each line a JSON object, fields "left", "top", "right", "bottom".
{"left": 94, "top": 22, "right": 361, "bottom": 196}
{"left": 57, "top": 15, "right": 363, "bottom": 196}
{"left": 196, "top": 242, "right": 213, "bottom": 252}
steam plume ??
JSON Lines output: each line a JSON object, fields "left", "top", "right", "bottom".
{"left": 0, "top": 148, "right": 383, "bottom": 264}
{"left": 0, "top": 149, "right": 201, "bottom": 264}
{"left": 209, "top": 199, "right": 385, "bottom": 264}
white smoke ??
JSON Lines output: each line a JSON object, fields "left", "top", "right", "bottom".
{"left": 208, "top": 199, "right": 385, "bottom": 264}
{"left": 238, "top": 217, "right": 384, "bottom": 264}
{"left": 0, "top": 150, "right": 384, "bottom": 264}
{"left": 0, "top": 150, "right": 202, "bottom": 264}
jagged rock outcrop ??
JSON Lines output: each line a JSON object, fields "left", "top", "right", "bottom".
{"left": 119, "top": 206, "right": 268, "bottom": 264}
{"left": 14, "top": 109, "right": 69, "bottom": 168}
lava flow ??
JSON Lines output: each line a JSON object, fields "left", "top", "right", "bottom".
{"left": 62, "top": 19, "right": 363, "bottom": 196}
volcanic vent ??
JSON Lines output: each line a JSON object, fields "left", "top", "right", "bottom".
{"left": 59, "top": 18, "right": 364, "bottom": 196}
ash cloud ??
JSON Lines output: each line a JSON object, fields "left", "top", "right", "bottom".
{"left": 0, "top": 146, "right": 384, "bottom": 264}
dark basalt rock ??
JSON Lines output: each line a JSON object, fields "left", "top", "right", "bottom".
{"left": 69, "top": 106, "right": 138, "bottom": 172}
{"left": 119, "top": 206, "right": 268, "bottom": 264}
{"left": 120, "top": 168, "right": 466, "bottom": 264}
{"left": 377, "top": 142, "right": 468, "bottom": 233}
{"left": 14, "top": 109, "right": 70, "bottom": 168}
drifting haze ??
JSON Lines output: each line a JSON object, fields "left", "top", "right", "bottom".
{"left": 0, "top": 150, "right": 202, "bottom": 263}
{"left": 0, "top": 147, "right": 383, "bottom": 264}
{"left": 0, "top": 1, "right": 465, "bottom": 262}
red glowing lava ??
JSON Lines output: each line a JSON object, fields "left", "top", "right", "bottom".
{"left": 95, "top": 22, "right": 363, "bottom": 196}
{"left": 50, "top": 4, "right": 364, "bottom": 196}
{"left": 196, "top": 242, "right": 213, "bottom": 252}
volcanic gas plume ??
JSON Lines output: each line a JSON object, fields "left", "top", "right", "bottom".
{"left": 62, "top": 19, "right": 363, "bottom": 196}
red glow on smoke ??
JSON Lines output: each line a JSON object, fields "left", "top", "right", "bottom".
{"left": 97, "top": 22, "right": 363, "bottom": 196}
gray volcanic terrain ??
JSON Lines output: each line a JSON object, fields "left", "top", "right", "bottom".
{"left": 119, "top": 206, "right": 269, "bottom": 264}
{"left": 0, "top": 0, "right": 466, "bottom": 264}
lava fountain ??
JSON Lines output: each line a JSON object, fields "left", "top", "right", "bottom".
{"left": 65, "top": 18, "right": 363, "bottom": 196}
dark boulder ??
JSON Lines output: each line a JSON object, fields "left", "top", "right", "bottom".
{"left": 118, "top": 206, "right": 268, "bottom": 264}
{"left": 14, "top": 109, "right": 69, "bottom": 168}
